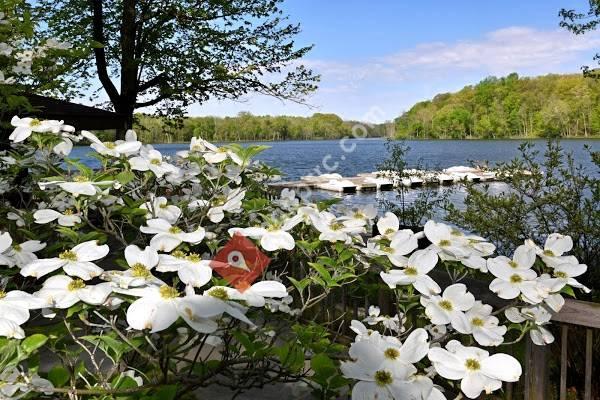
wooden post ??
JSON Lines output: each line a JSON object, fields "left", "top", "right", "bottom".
{"left": 560, "top": 325, "right": 568, "bottom": 400}
{"left": 525, "top": 337, "right": 549, "bottom": 400}
{"left": 584, "top": 329, "right": 593, "bottom": 400}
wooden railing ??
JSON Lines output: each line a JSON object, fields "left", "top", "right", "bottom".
{"left": 524, "top": 299, "right": 600, "bottom": 400}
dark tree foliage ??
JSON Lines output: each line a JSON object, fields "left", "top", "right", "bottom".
{"left": 560, "top": 0, "right": 600, "bottom": 77}
{"left": 34, "top": 0, "right": 320, "bottom": 138}
{"left": 446, "top": 141, "right": 600, "bottom": 298}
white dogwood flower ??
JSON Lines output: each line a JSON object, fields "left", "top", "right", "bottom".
{"left": 82, "top": 130, "right": 141, "bottom": 157}
{"left": 420, "top": 284, "right": 474, "bottom": 328}
{"left": 34, "top": 208, "right": 81, "bottom": 226}
{"left": 39, "top": 176, "right": 113, "bottom": 197}
{"left": 3, "top": 240, "right": 46, "bottom": 267}
{"left": 0, "top": 319, "right": 25, "bottom": 339}
{"left": 551, "top": 262, "right": 590, "bottom": 293}
{"left": 140, "top": 196, "right": 182, "bottom": 224}
{"left": 489, "top": 261, "right": 543, "bottom": 303}
{"left": 140, "top": 218, "right": 205, "bottom": 252}
{"left": 341, "top": 332, "right": 432, "bottom": 400}
{"left": 204, "top": 281, "right": 287, "bottom": 307}
{"left": 376, "top": 212, "right": 400, "bottom": 239}
{"left": 157, "top": 251, "right": 213, "bottom": 288}
{"left": 452, "top": 301, "right": 507, "bottom": 346}
{"left": 0, "top": 232, "right": 13, "bottom": 266}
{"left": 228, "top": 215, "right": 301, "bottom": 251}
{"left": 9, "top": 116, "right": 63, "bottom": 143}
{"left": 487, "top": 244, "right": 536, "bottom": 272}
{"left": 35, "top": 275, "right": 113, "bottom": 309}
{"left": 125, "top": 285, "right": 240, "bottom": 333}
{"left": 21, "top": 240, "right": 109, "bottom": 280}
{"left": 189, "top": 188, "right": 246, "bottom": 223}
{"left": 505, "top": 306, "right": 555, "bottom": 345}
{"left": 339, "top": 204, "right": 377, "bottom": 228}
{"left": 380, "top": 249, "right": 441, "bottom": 295}
{"left": 0, "top": 289, "right": 48, "bottom": 329}
{"left": 310, "top": 211, "right": 365, "bottom": 243}
{"left": 428, "top": 340, "right": 521, "bottom": 399}
{"left": 102, "top": 245, "right": 163, "bottom": 288}
{"left": 526, "top": 233, "right": 576, "bottom": 268}
{"left": 129, "top": 146, "right": 179, "bottom": 178}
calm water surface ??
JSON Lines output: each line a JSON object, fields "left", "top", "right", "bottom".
{"left": 70, "top": 138, "right": 599, "bottom": 215}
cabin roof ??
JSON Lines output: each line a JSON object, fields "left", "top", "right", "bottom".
{"left": 23, "top": 94, "right": 127, "bottom": 131}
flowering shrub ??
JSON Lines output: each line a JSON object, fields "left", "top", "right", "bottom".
{"left": 0, "top": 115, "right": 590, "bottom": 399}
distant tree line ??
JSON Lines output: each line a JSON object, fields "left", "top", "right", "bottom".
{"left": 128, "top": 112, "right": 390, "bottom": 143}
{"left": 394, "top": 73, "right": 600, "bottom": 139}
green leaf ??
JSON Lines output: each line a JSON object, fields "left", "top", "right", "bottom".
{"left": 21, "top": 334, "right": 48, "bottom": 353}
{"left": 560, "top": 285, "right": 576, "bottom": 298}
{"left": 116, "top": 170, "right": 136, "bottom": 185}
{"left": 48, "top": 366, "right": 70, "bottom": 387}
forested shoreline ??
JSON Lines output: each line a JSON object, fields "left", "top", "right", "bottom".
{"left": 123, "top": 73, "right": 600, "bottom": 143}
{"left": 130, "top": 112, "right": 390, "bottom": 143}
{"left": 394, "top": 73, "right": 600, "bottom": 139}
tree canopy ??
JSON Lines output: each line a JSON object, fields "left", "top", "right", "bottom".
{"left": 34, "top": 0, "right": 320, "bottom": 138}
{"left": 394, "top": 73, "right": 600, "bottom": 139}
{"left": 560, "top": 0, "right": 600, "bottom": 76}
{"left": 93, "top": 112, "right": 387, "bottom": 142}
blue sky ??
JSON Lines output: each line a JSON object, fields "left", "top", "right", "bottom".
{"left": 189, "top": 0, "right": 598, "bottom": 122}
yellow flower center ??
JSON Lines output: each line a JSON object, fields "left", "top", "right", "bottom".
{"left": 384, "top": 228, "right": 395, "bottom": 235}
{"left": 384, "top": 348, "right": 400, "bottom": 360}
{"left": 330, "top": 222, "right": 344, "bottom": 231}
{"left": 438, "top": 300, "right": 453, "bottom": 311}
{"left": 159, "top": 285, "right": 179, "bottom": 299}
{"left": 150, "top": 158, "right": 162, "bottom": 165}
{"left": 471, "top": 317, "right": 484, "bottom": 327}
{"left": 168, "top": 226, "right": 182, "bottom": 234}
{"left": 382, "top": 246, "right": 393, "bottom": 254}
{"left": 59, "top": 250, "right": 78, "bottom": 261}
{"left": 67, "top": 279, "right": 86, "bottom": 291}
{"left": 374, "top": 370, "right": 393, "bottom": 386}
{"left": 131, "top": 263, "right": 151, "bottom": 278}
{"left": 465, "top": 358, "right": 481, "bottom": 371}
{"left": 209, "top": 287, "right": 229, "bottom": 300}
{"left": 451, "top": 229, "right": 463, "bottom": 236}
{"left": 187, "top": 253, "right": 201, "bottom": 263}
{"left": 510, "top": 274, "right": 523, "bottom": 283}
{"left": 508, "top": 260, "right": 518, "bottom": 268}
{"left": 73, "top": 175, "right": 89, "bottom": 182}
{"left": 159, "top": 203, "right": 168, "bottom": 209}
{"left": 543, "top": 250, "right": 555, "bottom": 257}
{"left": 12, "top": 244, "right": 21, "bottom": 252}
{"left": 103, "top": 142, "right": 116, "bottom": 149}
{"left": 439, "top": 239, "right": 451, "bottom": 247}
{"left": 29, "top": 118, "right": 41, "bottom": 127}
{"left": 172, "top": 250, "right": 186, "bottom": 259}
{"left": 554, "top": 271, "right": 568, "bottom": 279}
{"left": 0, "top": 290, "right": 6, "bottom": 299}
{"left": 64, "top": 209, "right": 74, "bottom": 215}
{"left": 404, "top": 266, "right": 418, "bottom": 276}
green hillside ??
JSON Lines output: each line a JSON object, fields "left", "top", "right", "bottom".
{"left": 394, "top": 73, "right": 600, "bottom": 139}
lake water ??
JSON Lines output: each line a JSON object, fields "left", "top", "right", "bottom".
{"left": 70, "top": 138, "right": 599, "bottom": 214}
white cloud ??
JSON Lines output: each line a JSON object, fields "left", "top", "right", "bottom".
{"left": 191, "top": 26, "right": 600, "bottom": 121}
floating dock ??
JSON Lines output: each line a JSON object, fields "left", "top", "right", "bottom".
{"left": 269, "top": 166, "right": 500, "bottom": 193}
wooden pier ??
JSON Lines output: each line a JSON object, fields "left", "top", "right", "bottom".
{"left": 269, "top": 166, "right": 499, "bottom": 193}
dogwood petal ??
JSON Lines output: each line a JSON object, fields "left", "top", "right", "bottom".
{"left": 399, "top": 328, "right": 429, "bottom": 363}
{"left": 413, "top": 275, "right": 441, "bottom": 296}
{"left": 0, "top": 232, "right": 11, "bottom": 253}
{"left": 249, "top": 281, "right": 287, "bottom": 298}
{"left": 21, "top": 258, "right": 65, "bottom": 278}
{"left": 150, "top": 234, "right": 181, "bottom": 252}
{"left": 63, "top": 261, "right": 104, "bottom": 280}
{"left": 444, "top": 284, "right": 474, "bottom": 310}
{"left": 125, "top": 245, "right": 159, "bottom": 269}
{"left": 77, "top": 283, "right": 112, "bottom": 305}
{"left": 178, "top": 263, "right": 212, "bottom": 287}
{"left": 460, "top": 372, "right": 487, "bottom": 399}
{"left": 72, "top": 241, "right": 109, "bottom": 262}
{"left": 0, "top": 319, "right": 25, "bottom": 339}
{"left": 428, "top": 348, "right": 465, "bottom": 379}
{"left": 127, "top": 297, "right": 178, "bottom": 333}
{"left": 513, "top": 245, "right": 536, "bottom": 269}
{"left": 481, "top": 353, "right": 522, "bottom": 382}
{"left": 261, "top": 231, "right": 295, "bottom": 251}
{"left": 489, "top": 279, "right": 520, "bottom": 299}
